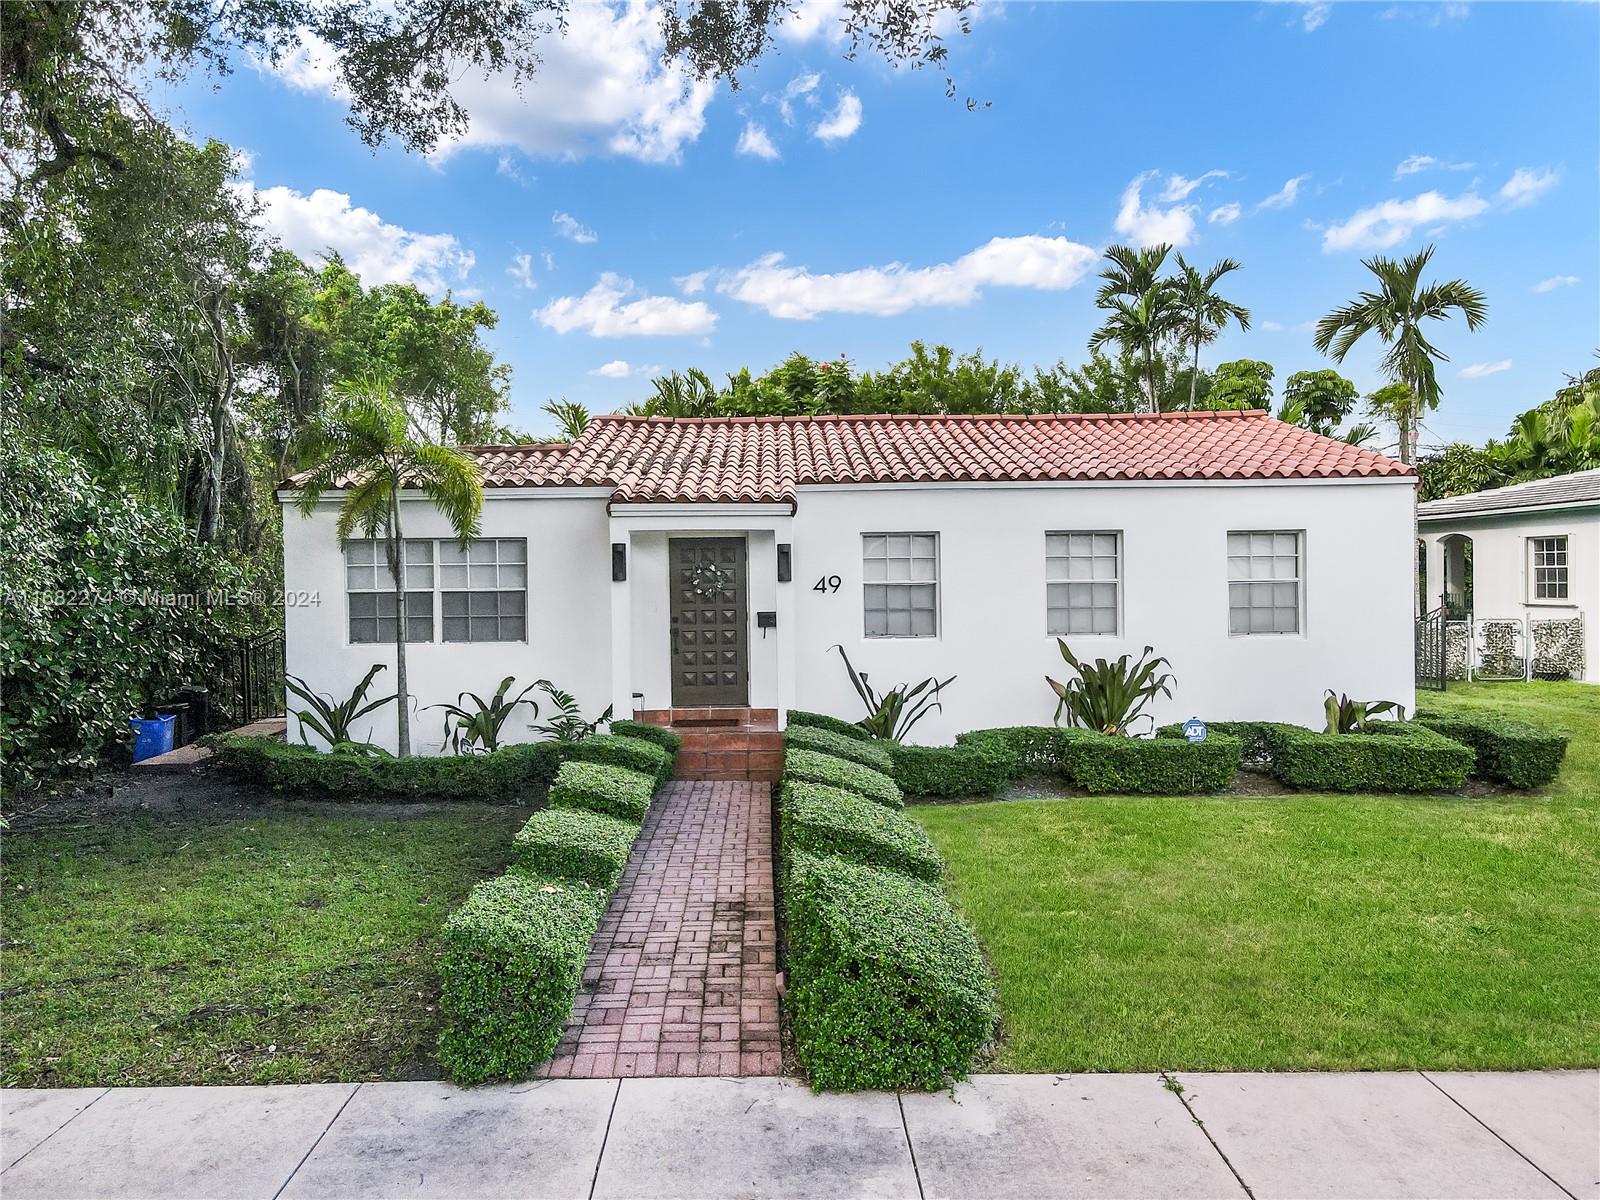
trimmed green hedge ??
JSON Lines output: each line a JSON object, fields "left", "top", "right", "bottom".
{"left": 213, "top": 736, "right": 564, "bottom": 802}
{"left": 786, "top": 710, "right": 875, "bottom": 743}
{"left": 436, "top": 872, "right": 607, "bottom": 1085}
{"left": 1156, "top": 721, "right": 1288, "bottom": 771}
{"left": 513, "top": 807, "right": 640, "bottom": 890}
{"left": 549, "top": 760, "right": 655, "bottom": 822}
{"left": 781, "top": 781, "right": 943, "bottom": 883}
{"left": 952, "top": 726, "right": 1240, "bottom": 795}
{"left": 1414, "top": 710, "right": 1567, "bottom": 789}
{"left": 783, "top": 724, "right": 894, "bottom": 773}
{"left": 784, "top": 849, "right": 995, "bottom": 1091}
{"left": 1268, "top": 723, "right": 1473, "bottom": 792}
{"left": 608, "top": 720, "right": 683, "bottom": 758}
{"left": 784, "top": 748, "right": 903, "bottom": 809}
{"left": 955, "top": 726, "right": 1072, "bottom": 774}
{"left": 889, "top": 741, "right": 1016, "bottom": 797}
{"left": 565, "top": 733, "right": 673, "bottom": 786}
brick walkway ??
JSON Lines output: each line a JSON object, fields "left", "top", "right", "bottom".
{"left": 537, "top": 781, "right": 782, "bottom": 1079}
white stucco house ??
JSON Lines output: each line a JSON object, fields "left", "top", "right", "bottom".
{"left": 1418, "top": 468, "right": 1598, "bottom": 682}
{"left": 279, "top": 409, "right": 1418, "bottom": 752}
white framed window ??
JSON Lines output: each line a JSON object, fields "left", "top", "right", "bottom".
{"left": 1046, "top": 532, "right": 1120, "bottom": 636}
{"left": 863, "top": 533, "right": 938, "bottom": 638}
{"left": 440, "top": 538, "right": 527, "bottom": 642}
{"left": 1529, "top": 536, "right": 1569, "bottom": 601}
{"left": 1227, "top": 531, "right": 1302, "bottom": 635}
{"left": 345, "top": 539, "right": 435, "bottom": 644}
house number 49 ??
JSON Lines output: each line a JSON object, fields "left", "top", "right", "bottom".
{"left": 812, "top": 575, "right": 842, "bottom": 593}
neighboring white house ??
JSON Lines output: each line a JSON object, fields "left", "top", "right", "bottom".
{"left": 279, "top": 410, "right": 1418, "bottom": 751}
{"left": 1418, "top": 468, "right": 1599, "bottom": 683}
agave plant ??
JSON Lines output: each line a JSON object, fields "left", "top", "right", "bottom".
{"left": 530, "top": 681, "right": 614, "bottom": 743}
{"left": 286, "top": 664, "right": 396, "bottom": 754}
{"left": 429, "top": 676, "right": 540, "bottom": 754}
{"left": 1046, "top": 642, "right": 1174, "bottom": 735}
{"left": 830, "top": 644, "right": 954, "bottom": 743}
{"left": 1323, "top": 690, "right": 1406, "bottom": 734}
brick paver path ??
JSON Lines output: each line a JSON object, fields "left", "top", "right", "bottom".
{"left": 538, "top": 780, "right": 782, "bottom": 1079}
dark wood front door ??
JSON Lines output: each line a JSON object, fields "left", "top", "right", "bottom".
{"left": 670, "top": 538, "right": 748, "bottom": 707}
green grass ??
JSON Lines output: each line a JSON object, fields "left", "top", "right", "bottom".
{"left": 1, "top": 806, "right": 526, "bottom": 1086}
{"left": 915, "top": 682, "right": 1600, "bottom": 1073}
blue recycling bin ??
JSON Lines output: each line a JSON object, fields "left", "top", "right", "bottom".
{"left": 130, "top": 713, "right": 176, "bottom": 762}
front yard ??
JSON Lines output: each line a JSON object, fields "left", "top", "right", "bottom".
{"left": 915, "top": 682, "right": 1600, "bottom": 1073}
{"left": 1, "top": 801, "right": 527, "bottom": 1086}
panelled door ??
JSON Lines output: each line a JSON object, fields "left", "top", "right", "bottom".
{"left": 669, "top": 538, "right": 748, "bottom": 707}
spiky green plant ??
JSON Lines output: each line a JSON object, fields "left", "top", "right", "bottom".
{"left": 285, "top": 664, "right": 395, "bottom": 755}
{"left": 1323, "top": 690, "right": 1406, "bottom": 734}
{"left": 829, "top": 644, "right": 954, "bottom": 742}
{"left": 530, "top": 681, "right": 613, "bottom": 743}
{"left": 1046, "top": 642, "right": 1175, "bottom": 735}
{"left": 429, "top": 676, "right": 540, "bottom": 754}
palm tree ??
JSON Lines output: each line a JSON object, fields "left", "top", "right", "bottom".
{"left": 293, "top": 378, "right": 484, "bottom": 756}
{"left": 1091, "top": 244, "right": 1181, "bottom": 413}
{"left": 1314, "top": 245, "right": 1488, "bottom": 464}
{"left": 624, "top": 368, "right": 720, "bottom": 417}
{"left": 541, "top": 398, "right": 591, "bottom": 442}
{"left": 1173, "top": 254, "right": 1251, "bottom": 410}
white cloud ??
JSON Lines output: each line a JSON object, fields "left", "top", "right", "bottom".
{"left": 538, "top": 273, "right": 717, "bottom": 337}
{"left": 1260, "top": 321, "right": 1284, "bottom": 332}
{"left": 675, "top": 269, "right": 712, "bottom": 295}
{"left": 1499, "top": 167, "right": 1560, "bottom": 209}
{"left": 777, "top": 0, "right": 852, "bottom": 46}
{"left": 1208, "top": 202, "right": 1242, "bottom": 225}
{"left": 1114, "top": 172, "right": 1197, "bottom": 248}
{"left": 508, "top": 253, "right": 537, "bottom": 289}
{"left": 243, "top": 183, "right": 474, "bottom": 296}
{"left": 591, "top": 359, "right": 662, "bottom": 379}
{"left": 1321, "top": 189, "right": 1489, "bottom": 252}
{"left": 1257, "top": 174, "right": 1310, "bottom": 211}
{"left": 1161, "top": 170, "right": 1229, "bottom": 202}
{"left": 777, "top": 72, "right": 822, "bottom": 125}
{"left": 1531, "top": 274, "right": 1580, "bottom": 294}
{"left": 812, "top": 92, "right": 863, "bottom": 142}
{"left": 1459, "top": 359, "right": 1512, "bottom": 379}
{"left": 1301, "top": 4, "right": 1331, "bottom": 32}
{"left": 1394, "top": 153, "right": 1473, "bottom": 179}
{"left": 552, "top": 211, "right": 598, "bottom": 244}
{"left": 713, "top": 234, "right": 1099, "bottom": 320}
{"left": 737, "top": 122, "right": 781, "bottom": 160}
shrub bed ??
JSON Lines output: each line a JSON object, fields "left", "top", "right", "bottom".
{"left": 783, "top": 724, "right": 894, "bottom": 773}
{"left": 608, "top": 720, "right": 683, "bottom": 758}
{"left": 1414, "top": 710, "right": 1568, "bottom": 789}
{"left": 1156, "top": 721, "right": 1289, "bottom": 770}
{"left": 785, "top": 710, "right": 875, "bottom": 743}
{"left": 213, "top": 736, "right": 564, "bottom": 802}
{"left": 784, "top": 748, "right": 903, "bottom": 809}
{"left": 548, "top": 760, "right": 655, "bottom": 822}
{"left": 565, "top": 733, "right": 673, "bottom": 786}
{"left": 1267, "top": 723, "right": 1473, "bottom": 792}
{"left": 889, "top": 741, "right": 1016, "bottom": 797}
{"left": 513, "top": 807, "right": 640, "bottom": 890}
{"left": 955, "top": 726, "right": 1073, "bottom": 774}
{"left": 436, "top": 872, "right": 607, "bottom": 1085}
{"left": 781, "top": 781, "right": 943, "bottom": 882}
{"left": 1062, "top": 728, "right": 1242, "bottom": 794}
{"left": 783, "top": 849, "right": 995, "bottom": 1091}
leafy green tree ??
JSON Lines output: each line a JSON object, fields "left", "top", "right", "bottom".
{"left": 1364, "top": 382, "right": 1419, "bottom": 460}
{"left": 1314, "top": 245, "right": 1488, "bottom": 464}
{"left": 292, "top": 380, "right": 484, "bottom": 756}
{"left": 1205, "top": 360, "right": 1275, "bottom": 411}
{"left": 1280, "top": 369, "right": 1359, "bottom": 435}
{"left": 1173, "top": 255, "right": 1250, "bottom": 410}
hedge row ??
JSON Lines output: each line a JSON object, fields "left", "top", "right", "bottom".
{"left": 954, "top": 726, "right": 1241, "bottom": 794}
{"left": 1155, "top": 720, "right": 1475, "bottom": 793}
{"left": 437, "top": 741, "right": 675, "bottom": 1085}
{"left": 785, "top": 709, "right": 875, "bottom": 743}
{"left": 564, "top": 733, "right": 674, "bottom": 786}
{"left": 783, "top": 723, "right": 894, "bottom": 773}
{"left": 609, "top": 720, "right": 684, "bottom": 758}
{"left": 777, "top": 744, "right": 994, "bottom": 1091}
{"left": 1413, "top": 709, "right": 1568, "bottom": 789}
{"left": 213, "top": 736, "right": 565, "bottom": 802}
{"left": 888, "top": 741, "right": 1016, "bottom": 797}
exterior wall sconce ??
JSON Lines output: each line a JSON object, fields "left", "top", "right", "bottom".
{"left": 777, "top": 543, "right": 792, "bottom": 583}
{"left": 612, "top": 542, "right": 627, "bottom": 581}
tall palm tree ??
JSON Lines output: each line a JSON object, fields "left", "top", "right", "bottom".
{"left": 293, "top": 378, "right": 484, "bottom": 756}
{"left": 1314, "top": 245, "right": 1488, "bottom": 464}
{"left": 1091, "top": 243, "right": 1181, "bottom": 412}
{"left": 1173, "top": 254, "right": 1251, "bottom": 410}
{"left": 1097, "top": 243, "right": 1173, "bottom": 305}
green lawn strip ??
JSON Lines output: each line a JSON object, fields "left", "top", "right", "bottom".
{"left": 914, "top": 682, "right": 1600, "bottom": 1073}
{"left": 0, "top": 807, "right": 526, "bottom": 1087}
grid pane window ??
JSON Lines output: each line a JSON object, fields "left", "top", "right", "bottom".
{"left": 1227, "top": 531, "right": 1301, "bottom": 635}
{"left": 1046, "top": 532, "right": 1120, "bottom": 635}
{"left": 863, "top": 533, "right": 938, "bottom": 638}
{"left": 345, "top": 539, "right": 433, "bottom": 643}
{"left": 441, "top": 538, "right": 527, "bottom": 642}
{"left": 1530, "top": 536, "right": 1569, "bottom": 600}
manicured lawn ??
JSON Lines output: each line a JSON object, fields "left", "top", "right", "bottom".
{"left": 1, "top": 805, "right": 526, "bottom": 1086}
{"left": 915, "top": 682, "right": 1600, "bottom": 1073}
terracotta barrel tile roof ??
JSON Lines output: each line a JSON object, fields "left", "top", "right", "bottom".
{"left": 284, "top": 411, "right": 1412, "bottom": 503}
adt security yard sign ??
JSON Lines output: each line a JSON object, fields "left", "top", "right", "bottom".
{"left": 1182, "top": 718, "right": 1208, "bottom": 743}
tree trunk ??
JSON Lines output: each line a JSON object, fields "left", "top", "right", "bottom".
{"left": 387, "top": 484, "right": 412, "bottom": 757}
{"left": 197, "top": 291, "right": 234, "bottom": 544}
{"left": 1189, "top": 338, "right": 1201, "bottom": 411}
{"left": 1144, "top": 344, "right": 1158, "bottom": 413}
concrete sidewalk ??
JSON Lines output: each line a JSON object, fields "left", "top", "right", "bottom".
{"left": 2, "top": 1070, "right": 1594, "bottom": 1200}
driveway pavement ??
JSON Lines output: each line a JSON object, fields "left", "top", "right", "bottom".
{"left": 2, "top": 1070, "right": 1594, "bottom": 1200}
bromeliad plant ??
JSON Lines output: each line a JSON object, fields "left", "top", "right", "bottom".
{"left": 531, "top": 681, "right": 614, "bottom": 743}
{"left": 830, "top": 645, "right": 954, "bottom": 743}
{"left": 1323, "top": 690, "right": 1407, "bottom": 734}
{"left": 286, "top": 664, "right": 396, "bottom": 755}
{"left": 1046, "top": 642, "right": 1175, "bottom": 735}
{"left": 430, "top": 676, "right": 541, "bottom": 754}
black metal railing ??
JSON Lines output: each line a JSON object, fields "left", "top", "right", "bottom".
{"left": 1415, "top": 605, "right": 1448, "bottom": 692}
{"left": 215, "top": 633, "right": 286, "bottom": 729}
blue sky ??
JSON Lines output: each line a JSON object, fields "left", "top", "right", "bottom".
{"left": 163, "top": 0, "right": 1598, "bottom": 446}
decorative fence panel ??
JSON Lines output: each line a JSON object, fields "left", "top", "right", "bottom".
{"left": 1415, "top": 607, "right": 1447, "bottom": 691}
{"left": 212, "top": 633, "right": 287, "bottom": 729}
{"left": 1531, "top": 615, "right": 1586, "bottom": 680}
{"left": 1473, "top": 618, "right": 1529, "bottom": 681}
